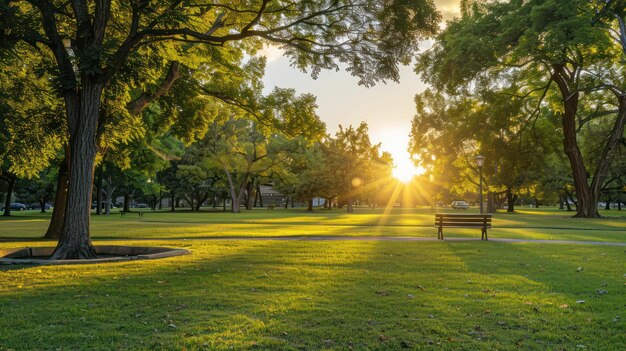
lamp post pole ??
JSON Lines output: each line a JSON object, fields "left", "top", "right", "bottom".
{"left": 476, "top": 156, "right": 484, "bottom": 214}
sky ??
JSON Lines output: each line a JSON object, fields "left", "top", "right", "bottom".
{"left": 261, "top": 0, "right": 461, "bottom": 177}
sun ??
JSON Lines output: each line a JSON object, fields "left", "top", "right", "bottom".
{"left": 392, "top": 158, "right": 423, "bottom": 183}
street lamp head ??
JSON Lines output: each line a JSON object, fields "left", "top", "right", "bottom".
{"left": 475, "top": 155, "right": 484, "bottom": 168}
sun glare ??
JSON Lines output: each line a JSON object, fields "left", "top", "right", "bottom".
{"left": 392, "top": 158, "right": 423, "bottom": 183}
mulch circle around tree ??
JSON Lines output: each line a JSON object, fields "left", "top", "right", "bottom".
{"left": 0, "top": 246, "right": 190, "bottom": 265}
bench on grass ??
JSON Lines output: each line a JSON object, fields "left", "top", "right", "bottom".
{"left": 120, "top": 210, "right": 144, "bottom": 219}
{"left": 435, "top": 213, "right": 492, "bottom": 240}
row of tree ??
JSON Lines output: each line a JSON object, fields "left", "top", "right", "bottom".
{"left": 0, "top": 0, "right": 441, "bottom": 258}
{"left": 409, "top": 0, "right": 626, "bottom": 217}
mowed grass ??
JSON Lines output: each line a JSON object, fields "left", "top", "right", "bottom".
{"left": 1, "top": 206, "right": 625, "bottom": 242}
{"left": 1, "top": 208, "right": 626, "bottom": 350}
{"left": 1, "top": 240, "right": 625, "bottom": 350}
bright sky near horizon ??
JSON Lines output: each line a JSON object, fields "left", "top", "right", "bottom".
{"left": 261, "top": 0, "right": 461, "bottom": 179}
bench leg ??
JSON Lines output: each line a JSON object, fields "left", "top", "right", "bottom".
{"left": 482, "top": 228, "right": 488, "bottom": 240}
{"left": 437, "top": 227, "right": 443, "bottom": 240}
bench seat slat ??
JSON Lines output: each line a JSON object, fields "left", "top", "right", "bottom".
{"left": 435, "top": 213, "right": 492, "bottom": 217}
{"left": 436, "top": 218, "right": 491, "bottom": 222}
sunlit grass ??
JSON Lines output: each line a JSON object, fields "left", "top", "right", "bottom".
{"left": 1, "top": 207, "right": 624, "bottom": 242}
{"left": 1, "top": 239, "right": 625, "bottom": 350}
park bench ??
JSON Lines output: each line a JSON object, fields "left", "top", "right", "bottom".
{"left": 267, "top": 204, "right": 275, "bottom": 210}
{"left": 435, "top": 213, "right": 492, "bottom": 240}
{"left": 120, "top": 210, "right": 144, "bottom": 219}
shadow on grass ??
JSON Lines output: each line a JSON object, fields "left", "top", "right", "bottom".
{"left": 1, "top": 240, "right": 625, "bottom": 350}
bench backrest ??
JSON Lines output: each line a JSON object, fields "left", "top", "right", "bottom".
{"left": 435, "top": 213, "right": 492, "bottom": 228}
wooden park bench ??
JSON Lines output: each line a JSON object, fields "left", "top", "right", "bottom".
{"left": 435, "top": 213, "right": 492, "bottom": 240}
{"left": 120, "top": 210, "right": 144, "bottom": 219}
{"left": 267, "top": 204, "right": 275, "bottom": 210}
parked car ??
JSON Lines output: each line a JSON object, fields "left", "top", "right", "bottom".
{"left": 1, "top": 203, "right": 27, "bottom": 211}
{"left": 451, "top": 200, "right": 469, "bottom": 209}
{"left": 29, "top": 203, "right": 52, "bottom": 210}
{"left": 134, "top": 203, "right": 149, "bottom": 208}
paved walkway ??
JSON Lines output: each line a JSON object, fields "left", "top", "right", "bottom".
{"left": 107, "top": 236, "right": 626, "bottom": 246}
{"left": 2, "top": 236, "right": 626, "bottom": 246}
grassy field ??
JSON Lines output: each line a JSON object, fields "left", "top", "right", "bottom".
{"left": 1, "top": 207, "right": 625, "bottom": 350}
{"left": 1, "top": 206, "right": 626, "bottom": 241}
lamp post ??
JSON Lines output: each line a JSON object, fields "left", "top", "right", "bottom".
{"left": 476, "top": 155, "right": 484, "bottom": 214}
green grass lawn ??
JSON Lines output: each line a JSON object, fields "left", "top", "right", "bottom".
{"left": 1, "top": 208, "right": 625, "bottom": 350}
{"left": 1, "top": 206, "right": 625, "bottom": 241}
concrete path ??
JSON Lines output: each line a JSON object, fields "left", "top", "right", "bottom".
{"left": 108, "top": 236, "right": 626, "bottom": 246}
{"left": 2, "top": 236, "right": 626, "bottom": 246}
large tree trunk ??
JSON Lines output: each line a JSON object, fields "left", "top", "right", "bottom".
{"left": 553, "top": 65, "right": 600, "bottom": 218}
{"left": 347, "top": 199, "right": 354, "bottom": 213}
{"left": 2, "top": 174, "right": 15, "bottom": 217}
{"left": 44, "top": 155, "right": 69, "bottom": 239}
{"left": 170, "top": 192, "right": 176, "bottom": 212}
{"left": 51, "top": 84, "right": 101, "bottom": 259}
{"left": 307, "top": 198, "right": 313, "bottom": 211}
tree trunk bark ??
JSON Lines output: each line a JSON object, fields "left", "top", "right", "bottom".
{"left": 347, "top": 199, "right": 354, "bottom": 213}
{"left": 224, "top": 168, "right": 240, "bottom": 213}
{"left": 2, "top": 174, "right": 15, "bottom": 217}
{"left": 51, "top": 84, "right": 102, "bottom": 259}
{"left": 254, "top": 184, "right": 260, "bottom": 207}
{"left": 244, "top": 181, "right": 252, "bottom": 210}
{"left": 307, "top": 198, "right": 313, "bottom": 211}
{"left": 553, "top": 65, "right": 599, "bottom": 218}
{"left": 486, "top": 191, "right": 496, "bottom": 213}
{"left": 170, "top": 192, "right": 176, "bottom": 212}
{"left": 39, "top": 198, "right": 46, "bottom": 213}
{"left": 95, "top": 164, "right": 103, "bottom": 215}
{"left": 506, "top": 189, "right": 517, "bottom": 213}
{"left": 564, "top": 189, "right": 576, "bottom": 210}
{"left": 44, "top": 155, "right": 69, "bottom": 239}
{"left": 605, "top": 198, "right": 611, "bottom": 210}
{"left": 123, "top": 193, "right": 130, "bottom": 212}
